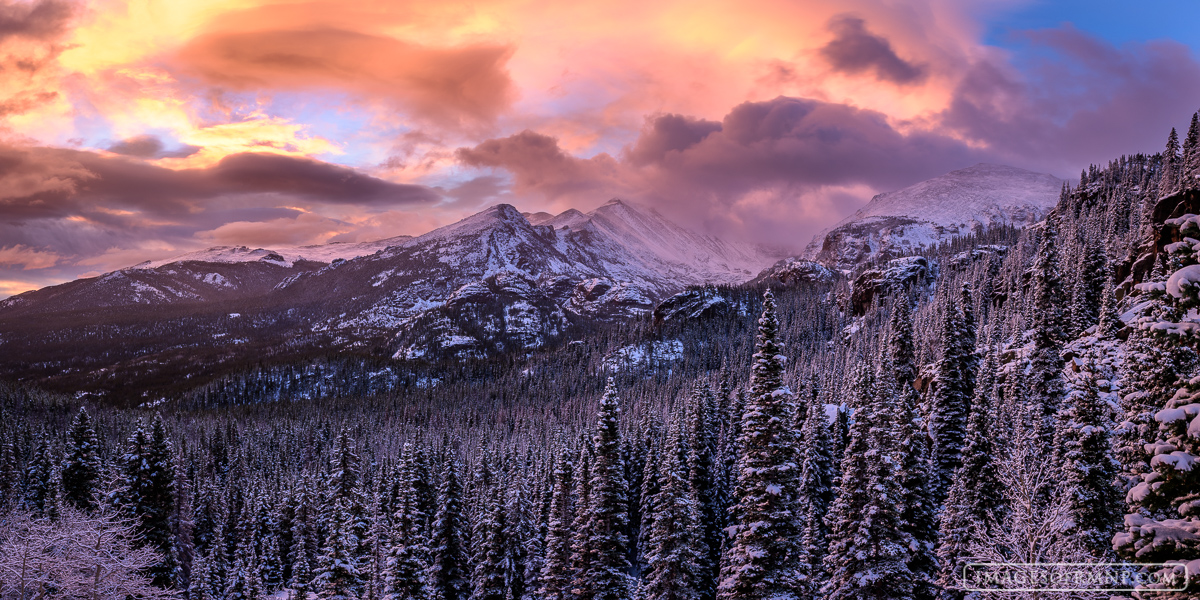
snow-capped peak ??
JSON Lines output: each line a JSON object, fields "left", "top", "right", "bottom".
{"left": 803, "top": 163, "right": 1062, "bottom": 270}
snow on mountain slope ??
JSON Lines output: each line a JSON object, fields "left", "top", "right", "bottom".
{"left": 281, "top": 200, "right": 782, "bottom": 358}
{"left": 132, "top": 235, "right": 412, "bottom": 270}
{"left": 803, "top": 163, "right": 1062, "bottom": 270}
{"left": 0, "top": 198, "right": 782, "bottom": 374}
{"left": 554, "top": 199, "right": 779, "bottom": 286}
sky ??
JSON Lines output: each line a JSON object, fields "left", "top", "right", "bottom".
{"left": 1, "top": 0, "right": 1199, "bottom": 298}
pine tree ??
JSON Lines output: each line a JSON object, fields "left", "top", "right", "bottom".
{"left": 1055, "top": 371, "right": 1121, "bottom": 557}
{"left": 684, "top": 382, "right": 719, "bottom": 600}
{"left": 1069, "top": 237, "right": 1107, "bottom": 336}
{"left": 116, "top": 415, "right": 178, "bottom": 586}
{"left": 795, "top": 390, "right": 833, "bottom": 591}
{"left": 1029, "top": 219, "right": 1067, "bottom": 441}
{"left": 503, "top": 461, "right": 534, "bottom": 600}
{"left": 822, "top": 365, "right": 873, "bottom": 598}
{"left": 226, "top": 528, "right": 264, "bottom": 600}
{"left": 262, "top": 529, "right": 285, "bottom": 592}
{"left": 430, "top": 458, "right": 470, "bottom": 600}
{"left": 387, "top": 445, "right": 431, "bottom": 600}
{"left": 0, "top": 434, "right": 18, "bottom": 509}
{"left": 889, "top": 296, "right": 917, "bottom": 389}
{"left": 642, "top": 415, "right": 702, "bottom": 600}
{"left": 1162, "top": 127, "right": 1180, "bottom": 195}
{"left": 540, "top": 447, "right": 575, "bottom": 600}
{"left": 578, "top": 378, "right": 632, "bottom": 600}
{"left": 471, "top": 483, "right": 507, "bottom": 600}
{"left": 315, "top": 499, "right": 361, "bottom": 600}
{"left": 716, "top": 290, "right": 803, "bottom": 600}
{"left": 1182, "top": 112, "right": 1199, "bottom": 190}
{"left": 635, "top": 426, "right": 661, "bottom": 578}
{"left": 936, "top": 350, "right": 1003, "bottom": 599}
{"left": 826, "top": 361, "right": 914, "bottom": 600}
{"left": 893, "top": 362, "right": 938, "bottom": 600}
{"left": 1096, "top": 266, "right": 1123, "bottom": 338}
{"left": 928, "top": 288, "right": 974, "bottom": 503}
{"left": 60, "top": 406, "right": 101, "bottom": 511}
{"left": 24, "top": 434, "right": 58, "bottom": 519}
{"left": 567, "top": 445, "right": 594, "bottom": 600}
{"left": 190, "top": 551, "right": 213, "bottom": 600}
{"left": 293, "top": 524, "right": 314, "bottom": 599}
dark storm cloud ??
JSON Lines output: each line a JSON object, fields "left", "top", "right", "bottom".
{"left": 0, "top": 146, "right": 439, "bottom": 219}
{"left": 107, "top": 135, "right": 201, "bottom": 159}
{"left": 626, "top": 114, "right": 723, "bottom": 166}
{"left": 0, "top": 0, "right": 73, "bottom": 42}
{"left": 458, "top": 97, "right": 983, "bottom": 203}
{"left": 455, "top": 97, "right": 990, "bottom": 245}
{"left": 456, "top": 130, "right": 623, "bottom": 198}
{"left": 820, "top": 14, "right": 926, "bottom": 85}
{"left": 0, "top": 143, "right": 441, "bottom": 232}
{"left": 650, "top": 97, "right": 980, "bottom": 190}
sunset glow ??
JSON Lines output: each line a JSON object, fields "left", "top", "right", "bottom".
{"left": 2, "top": 0, "right": 1199, "bottom": 296}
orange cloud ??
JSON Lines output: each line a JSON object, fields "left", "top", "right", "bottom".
{"left": 175, "top": 28, "right": 515, "bottom": 128}
{"left": 0, "top": 244, "right": 61, "bottom": 269}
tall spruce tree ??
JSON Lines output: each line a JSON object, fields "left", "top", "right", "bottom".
{"left": 795, "top": 390, "right": 834, "bottom": 592}
{"left": 568, "top": 445, "right": 594, "bottom": 600}
{"left": 643, "top": 415, "right": 702, "bottom": 600}
{"left": 928, "top": 288, "right": 974, "bottom": 503}
{"left": 822, "top": 364, "right": 874, "bottom": 598}
{"left": 1029, "top": 218, "right": 1067, "bottom": 441}
{"left": 936, "top": 350, "right": 1003, "bottom": 599}
{"left": 1184, "top": 111, "right": 1200, "bottom": 188}
{"left": 388, "top": 444, "right": 432, "bottom": 600}
{"left": 578, "top": 378, "right": 632, "bottom": 600}
{"left": 716, "top": 290, "right": 803, "bottom": 600}
{"left": 471, "top": 483, "right": 508, "bottom": 600}
{"left": 685, "top": 382, "right": 719, "bottom": 600}
{"left": 316, "top": 499, "right": 361, "bottom": 600}
{"left": 540, "top": 448, "right": 575, "bottom": 600}
{"left": 1055, "top": 371, "right": 1121, "bottom": 558}
{"left": 826, "top": 360, "right": 914, "bottom": 600}
{"left": 117, "top": 415, "right": 178, "bottom": 586}
{"left": 430, "top": 458, "right": 470, "bottom": 600}
{"left": 1162, "top": 127, "right": 1181, "bottom": 195}
{"left": 24, "top": 434, "right": 58, "bottom": 519}
{"left": 61, "top": 406, "right": 101, "bottom": 511}
{"left": 893, "top": 363, "right": 938, "bottom": 600}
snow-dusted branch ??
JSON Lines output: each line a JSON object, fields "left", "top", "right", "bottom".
{"left": 0, "top": 505, "right": 177, "bottom": 600}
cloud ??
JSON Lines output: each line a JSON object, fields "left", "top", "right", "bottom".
{"left": 456, "top": 130, "right": 624, "bottom": 201}
{"left": 820, "top": 14, "right": 927, "bottom": 85}
{"left": 0, "top": 244, "right": 61, "bottom": 269}
{"left": 107, "top": 135, "right": 201, "bottom": 159}
{"left": 0, "top": 142, "right": 446, "bottom": 296}
{"left": 939, "top": 26, "right": 1200, "bottom": 173}
{"left": 175, "top": 28, "right": 515, "bottom": 127}
{"left": 0, "top": 0, "right": 73, "bottom": 42}
{"left": 0, "top": 145, "right": 440, "bottom": 221}
{"left": 456, "top": 96, "right": 988, "bottom": 245}
{"left": 197, "top": 212, "right": 350, "bottom": 247}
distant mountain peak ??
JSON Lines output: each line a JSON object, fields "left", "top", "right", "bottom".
{"left": 802, "top": 163, "right": 1062, "bottom": 270}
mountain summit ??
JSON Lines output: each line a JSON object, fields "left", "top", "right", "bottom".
{"left": 805, "top": 163, "right": 1063, "bottom": 269}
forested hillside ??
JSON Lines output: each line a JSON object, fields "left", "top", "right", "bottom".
{"left": 3, "top": 111, "right": 1200, "bottom": 599}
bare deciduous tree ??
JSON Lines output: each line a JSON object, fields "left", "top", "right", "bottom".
{"left": 0, "top": 505, "right": 177, "bottom": 600}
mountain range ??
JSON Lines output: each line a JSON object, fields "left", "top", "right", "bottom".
{"left": 0, "top": 163, "right": 1063, "bottom": 397}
